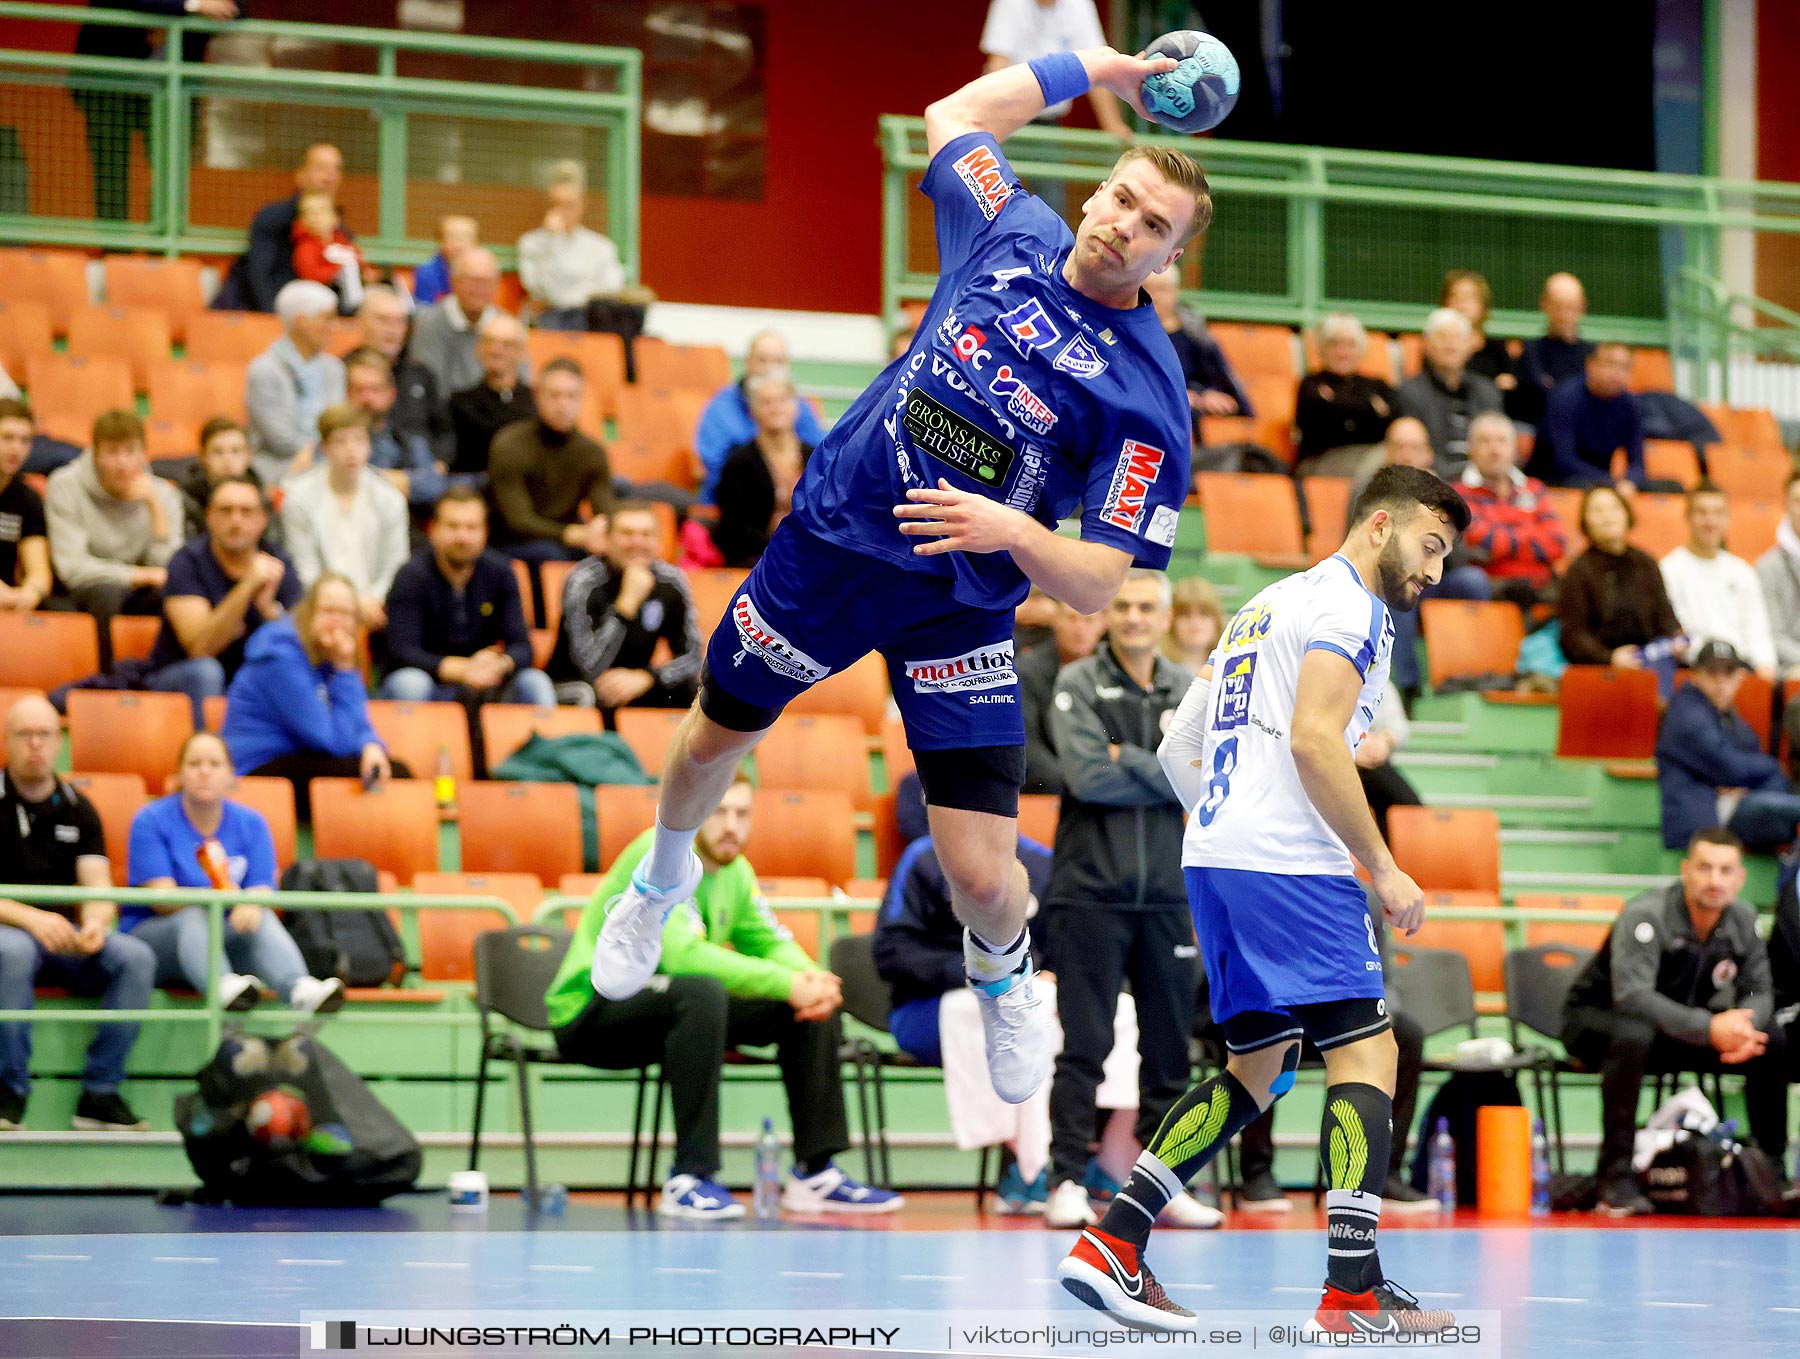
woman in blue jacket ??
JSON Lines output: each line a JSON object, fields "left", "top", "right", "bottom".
{"left": 127, "top": 730, "right": 344, "bottom": 1014}
{"left": 222, "top": 571, "right": 410, "bottom": 819}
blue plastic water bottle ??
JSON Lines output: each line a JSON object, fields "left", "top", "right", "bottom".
{"left": 753, "top": 1117, "right": 782, "bottom": 1219}
{"left": 1530, "top": 1119, "right": 1551, "bottom": 1217}
{"left": 1428, "top": 1118, "right": 1457, "bottom": 1212}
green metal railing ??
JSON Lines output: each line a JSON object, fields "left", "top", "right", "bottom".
{"left": 1669, "top": 265, "right": 1800, "bottom": 407}
{"left": 0, "top": 2, "right": 639, "bottom": 272}
{"left": 879, "top": 115, "right": 1800, "bottom": 349}
{"left": 0, "top": 884, "right": 519, "bottom": 1049}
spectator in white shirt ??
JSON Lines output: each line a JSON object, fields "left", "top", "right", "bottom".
{"left": 1755, "top": 471, "right": 1800, "bottom": 681}
{"left": 517, "top": 162, "right": 654, "bottom": 331}
{"left": 979, "top": 0, "right": 1133, "bottom": 142}
{"left": 280, "top": 404, "right": 408, "bottom": 632}
{"left": 1660, "top": 482, "right": 1778, "bottom": 681}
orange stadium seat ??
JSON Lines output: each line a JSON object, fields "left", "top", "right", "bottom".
{"left": 596, "top": 783, "right": 664, "bottom": 869}
{"left": 1556, "top": 666, "right": 1661, "bottom": 759}
{"left": 1388, "top": 806, "right": 1501, "bottom": 895}
{"left": 1629, "top": 347, "right": 1674, "bottom": 392}
{"left": 2, "top": 248, "right": 93, "bottom": 335}
{"left": 459, "top": 781, "right": 585, "bottom": 883}
{"left": 872, "top": 790, "right": 906, "bottom": 878}
{"left": 1407, "top": 903, "right": 1508, "bottom": 995}
{"left": 1706, "top": 444, "right": 1789, "bottom": 503}
{"left": 479, "top": 703, "right": 601, "bottom": 771}
{"left": 1420, "top": 599, "right": 1526, "bottom": 689}
{"left": 635, "top": 340, "right": 731, "bottom": 392}
{"left": 365, "top": 700, "right": 474, "bottom": 787}
{"left": 1208, "top": 322, "right": 1298, "bottom": 384}
{"left": 881, "top": 716, "right": 915, "bottom": 786}
{"left": 411, "top": 872, "right": 538, "bottom": 984}
{"left": 1729, "top": 499, "right": 1782, "bottom": 559}
{"left": 65, "top": 772, "right": 147, "bottom": 883}
{"left": 148, "top": 359, "right": 248, "bottom": 431}
{"left": 1514, "top": 894, "right": 1623, "bottom": 951}
{"left": 102, "top": 254, "right": 207, "bottom": 344}
{"left": 540, "top": 559, "right": 575, "bottom": 635}
{"left": 786, "top": 652, "right": 890, "bottom": 735}
{"left": 1195, "top": 473, "right": 1305, "bottom": 557}
{"left": 747, "top": 789, "right": 856, "bottom": 885}
{"left": 1301, "top": 476, "right": 1352, "bottom": 559}
{"left": 609, "top": 436, "right": 701, "bottom": 492}
{"left": 1699, "top": 403, "right": 1785, "bottom": 457}
{"left": 1643, "top": 439, "right": 1704, "bottom": 489}
{"left": 310, "top": 777, "right": 441, "bottom": 882}
{"left": 230, "top": 775, "right": 299, "bottom": 872}
{"left": 144, "top": 418, "right": 198, "bottom": 459}
{"left": 526, "top": 330, "right": 627, "bottom": 420}
{"left": 67, "top": 690, "right": 192, "bottom": 788}
{"left": 0, "top": 612, "right": 101, "bottom": 691}
{"left": 756, "top": 714, "right": 872, "bottom": 811}
{"left": 1544, "top": 486, "right": 1585, "bottom": 549}
{"left": 67, "top": 305, "right": 174, "bottom": 392}
{"left": 612, "top": 707, "right": 686, "bottom": 779}
{"left": 0, "top": 299, "right": 54, "bottom": 375}
{"left": 686, "top": 567, "right": 749, "bottom": 633}
{"left": 108, "top": 614, "right": 161, "bottom": 666}
{"left": 1396, "top": 332, "right": 1423, "bottom": 378}
{"left": 202, "top": 694, "right": 227, "bottom": 732}
{"left": 24, "top": 354, "right": 134, "bottom": 445}
{"left": 1017, "top": 793, "right": 1060, "bottom": 848}
{"left": 1625, "top": 492, "right": 1689, "bottom": 559}
{"left": 184, "top": 311, "right": 283, "bottom": 366}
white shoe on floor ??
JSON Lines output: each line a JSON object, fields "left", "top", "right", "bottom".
{"left": 591, "top": 853, "right": 703, "bottom": 1000}
{"left": 1158, "top": 1190, "right": 1224, "bottom": 1229}
{"left": 219, "top": 972, "right": 262, "bottom": 1012}
{"left": 290, "top": 975, "right": 346, "bottom": 1015}
{"left": 1045, "top": 1180, "right": 1097, "bottom": 1229}
{"left": 968, "top": 955, "right": 1052, "bottom": 1104}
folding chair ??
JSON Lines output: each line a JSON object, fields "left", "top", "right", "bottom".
{"left": 1503, "top": 942, "right": 1595, "bottom": 1178}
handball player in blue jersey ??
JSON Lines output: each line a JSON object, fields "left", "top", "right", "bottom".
{"left": 592, "top": 47, "right": 1209, "bottom": 1106}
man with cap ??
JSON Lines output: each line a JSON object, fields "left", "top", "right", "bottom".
{"left": 1655, "top": 639, "right": 1800, "bottom": 853}
{"left": 1561, "top": 826, "right": 1795, "bottom": 1215}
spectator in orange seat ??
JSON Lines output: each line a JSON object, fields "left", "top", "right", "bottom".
{"left": 1160, "top": 576, "right": 1224, "bottom": 672}
{"left": 485, "top": 358, "right": 611, "bottom": 568}
{"left": 548, "top": 501, "right": 700, "bottom": 720}
{"left": 217, "top": 142, "right": 345, "bottom": 313}
{"left": 356, "top": 285, "right": 453, "bottom": 466}
{"left": 710, "top": 370, "right": 814, "bottom": 569}
{"left": 1514, "top": 271, "right": 1593, "bottom": 426}
{"left": 1538, "top": 342, "right": 1645, "bottom": 489}
{"left": 1439, "top": 269, "right": 1516, "bottom": 392}
{"left": 280, "top": 405, "right": 409, "bottom": 632}
{"left": 1660, "top": 483, "right": 1777, "bottom": 681}
{"left": 222, "top": 572, "right": 410, "bottom": 821}
{"left": 448, "top": 313, "right": 536, "bottom": 478}
{"left": 344, "top": 348, "right": 445, "bottom": 520}
{"left": 1294, "top": 313, "right": 1394, "bottom": 476}
{"left": 694, "top": 330, "right": 826, "bottom": 502}
{"left": 245, "top": 280, "right": 346, "bottom": 486}
{"left": 517, "top": 162, "right": 655, "bottom": 332}
{"left": 1558, "top": 484, "right": 1686, "bottom": 672}
{"left": 411, "top": 214, "right": 477, "bottom": 309}
{"left": 1395, "top": 308, "right": 1501, "bottom": 478}
{"left": 44, "top": 409, "right": 183, "bottom": 669}
{"left": 291, "top": 189, "right": 367, "bottom": 315}
{"left": 410, "top": 246, "right": 507, "bottom": 401}
{"left": 1143, "top": 266, "right": 1249, "bottom": 446}
{"left": 0, "top": 400, "right": 51, "bottom": 613}
{"left": 1458, "top": 411, "right": 1566, "bottom": 609}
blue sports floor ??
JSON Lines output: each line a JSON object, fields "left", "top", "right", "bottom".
{"left": 0, "top": 1196, "right": 1795, "bottom": 1357}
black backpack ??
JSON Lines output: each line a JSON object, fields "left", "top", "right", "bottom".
{"left": 1407, "top": 1070, "right": 1524, "bottom": 1206}
{"left": 279, "top": 859, "right": 405, "bottom": 988}
{"left": 171, "top": 1028, "right": 421, "bottom": 1207}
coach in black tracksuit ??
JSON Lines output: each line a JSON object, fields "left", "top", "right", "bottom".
{"left": 1044, "top": 572, "right": 1196, "bottom": 1202}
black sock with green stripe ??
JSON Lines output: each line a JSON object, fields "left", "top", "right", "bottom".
{"left": 1096, "top": 1070, "right": 1262, "bottom": 1250}
{"left": 1321, "top": 1082, "right": 1392, "bottom": 1294}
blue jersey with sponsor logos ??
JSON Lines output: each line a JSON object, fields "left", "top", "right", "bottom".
{"left": 790, "top": 132, "right": 1192, "bottom": 612}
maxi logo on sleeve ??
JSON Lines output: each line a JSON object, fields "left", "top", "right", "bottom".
{"left": 1099, "top": 438, "right": 1166, "bottom": 533}
{"left": 952, "top": 144, "right": 1014, "bottom": 221}
{"left": 905, "top": 640, "right": 1017, "bottom": 693}
{"left": 903, "top": 388, "right": 1017, "bottom": 487}
{"left": 731, "top": 594, "right": 830, "bottom": 685}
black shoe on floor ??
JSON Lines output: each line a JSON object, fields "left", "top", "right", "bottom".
{"left": 1597, "top": 1174, "right": 1653, "bottom": 1218}
{"left": 1238, "top": 1171, "right": 1291, "bottom": 1212}
{"left": 71, "top": 1091, "right": 151, "bottom": 1132}
{"left": 0, "top": 1087, "right": 24, "bottom": 1131}
{"left": 1382, "top": 1173, "right": 1442, "bottom": 1215}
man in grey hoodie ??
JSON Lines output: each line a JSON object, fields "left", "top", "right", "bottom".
{"left": 44, "top": 409, "right": 183, "bottom": 669}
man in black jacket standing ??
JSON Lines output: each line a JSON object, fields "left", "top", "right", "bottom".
{"left": 1042, "top": 570, "right": 1214, "bottom": 1230}
{"left": 1561, "top": 827, "right": 1793, "bottom": 1215}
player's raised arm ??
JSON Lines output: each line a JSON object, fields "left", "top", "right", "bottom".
{"left": 1290, "top": 648, "right": 1424, "bottom": 935}
{"left": 924, "top": 48, "right": 1176, "bottom": 159}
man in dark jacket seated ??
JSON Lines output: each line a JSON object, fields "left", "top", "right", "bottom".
{"left": 1655, "top": 640, "right": 1800, "bottom": 852}
{"left": 1561, "top": 829, "right": 1794, "bottom": 1215}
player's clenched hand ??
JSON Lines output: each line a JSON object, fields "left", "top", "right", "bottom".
{"left": 1086, "top": 48, "right": 1179, "bottom": 121}
{"left": 1372, "top": 863, "right": 1425, "bottom": 937}
{"left": 895, "top": 480, "right": 1031, "bottom": 556}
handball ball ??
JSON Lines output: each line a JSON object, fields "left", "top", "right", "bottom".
{"left": 247, "top": 1088, "right": 312, "bottom": 1146}
{"left": 1140, "top": 30, "right": 1239, "bottom": 134}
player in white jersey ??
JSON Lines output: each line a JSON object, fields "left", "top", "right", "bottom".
{"left": 1058, "top": 465, "right": 1472, "bottom": 1338}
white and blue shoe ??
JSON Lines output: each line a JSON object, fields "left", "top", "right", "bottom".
{"left": 591, "top": 853, "right": 704, "bottom": 1000}
{"left": 780, "top": 1165, "right": 904, "bottom": 1214}
{"left": 969, "top": 954, "right": 1052, "bottom": 1104}
{"left": 657, "top": 1174, "right": 746, "bottom": 1220}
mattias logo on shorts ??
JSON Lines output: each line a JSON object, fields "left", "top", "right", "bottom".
{"left": 731, "top": 595, "right": 830, "bottom": 685}
{"left": 1099, "top": 439, "right": 1165, "bottom": 533}
{"left": 903, "top": 389, "right": 1016, "bottom": 486}
{"left": 952, "top": 145, "right": 1012, "bottom": 221}
{"left": 905, "top": 641, "right": 1016, "bottom": 694}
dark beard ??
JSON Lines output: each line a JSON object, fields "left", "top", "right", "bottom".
{"left": 1375, "top": 538, "right": 1419, "bottom": 612}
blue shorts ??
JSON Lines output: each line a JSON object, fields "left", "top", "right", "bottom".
{"left": 1185, "top": 866, "right": 1385, "bottom": 1026}
{"left": 703, "top": 521, "right": 1023, "bottom": 750}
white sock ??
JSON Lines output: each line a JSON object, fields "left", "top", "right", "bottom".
{"left": 641, "top": 815, "right": 699, "bottom": 891}
{"left": 964, "top": 925, "right": 1028, "bottom": 984}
